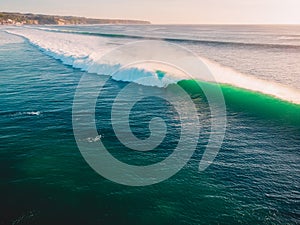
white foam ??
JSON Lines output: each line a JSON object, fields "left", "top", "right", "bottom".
{"left": 10, "top": 111, "right": 41, "bottom": 116}
{"left": 86, "top": 135, "right": 101, "bottom": 143}
{"left": 200, "top": 58, "right": 300, "bottom": 105}
{"left": 6, "top": 28, "right": 300, "bottom": 105}
{"left": 278, "top": 36, "right": 300, "bottom": 41}
{"left": 26, "top": 111, "right": 41, "bottom": 116}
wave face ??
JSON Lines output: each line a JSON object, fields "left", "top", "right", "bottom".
{"left": 179, "top": 80, "right": 300, "bottom": 125}
{"left": 6, "top": 27, "right": 300, "bottom": 105}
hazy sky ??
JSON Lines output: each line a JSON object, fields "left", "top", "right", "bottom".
{"left": 1, "top": 0, "right": 300, "bottom": 24}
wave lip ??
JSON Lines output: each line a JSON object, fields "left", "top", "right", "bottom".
{"left": 6, "top": 28, "right": 300, "bottom": 105}
{"left": 200, "top": 58, "right": 300, "bottom": 105}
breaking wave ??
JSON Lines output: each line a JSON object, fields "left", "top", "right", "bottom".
{"left": 6, "top": 28, "right": 300, "bottom": 105}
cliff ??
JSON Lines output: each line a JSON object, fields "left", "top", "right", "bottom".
{"left": 0, "top": 12, "right": 151, "bottom": 25}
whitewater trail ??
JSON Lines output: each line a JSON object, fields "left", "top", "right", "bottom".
{"left": 5, "top": 27, "right": 300, "bottom": 105}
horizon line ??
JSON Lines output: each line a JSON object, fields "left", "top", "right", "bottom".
{"left": 2, "top": 11, "right": 300, "bottom": 26}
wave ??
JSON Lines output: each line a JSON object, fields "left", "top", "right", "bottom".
{"left": 36, "top": 27, "right": 300, "bottom": 49}
{"left": 198, "top": 58, "right": 300, "bottom": 105}
{"left": 5, "top": 28, "right": 300, "bottom": 105}
{"left": 278, "top": 35, "right": 300, "bottom": 41}
{"left": 5, "top": 28, "right": 189, "bottom": 88}
{"left": 179, "top": 80, "right": 300, "bottom": 125}
{"left": 4, "top": 111, "right": 42, "bottom": 117}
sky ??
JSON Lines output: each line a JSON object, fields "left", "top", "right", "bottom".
{"left": 1, "top": 0, "right": 300, "bottom": 24}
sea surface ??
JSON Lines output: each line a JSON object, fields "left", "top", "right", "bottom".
{"left": 0, "top": 25, "right": 300, "bottom": 224}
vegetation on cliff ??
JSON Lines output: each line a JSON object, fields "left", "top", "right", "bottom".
{"left": 0, "top": 12, "right": 151, "bottom": 25}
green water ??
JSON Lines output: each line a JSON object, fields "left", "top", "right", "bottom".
{"left": 179, "top": 80, "right": 300, "bottom": 125}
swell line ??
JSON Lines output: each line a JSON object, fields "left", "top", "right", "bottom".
{"left": 36, "top": 27, "right": 300, "bottom": 50}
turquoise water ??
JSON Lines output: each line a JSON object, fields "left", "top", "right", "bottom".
{"left": 0, "top": 26, "right": 300, "bottom": 224}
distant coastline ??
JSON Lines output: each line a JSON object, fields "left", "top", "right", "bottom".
{"left": 0, "top": 12, "right": 151, "bottom": 25}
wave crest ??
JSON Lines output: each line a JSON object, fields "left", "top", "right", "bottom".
{"left": 6, "top": 28, "right": 300, "bottom": 105}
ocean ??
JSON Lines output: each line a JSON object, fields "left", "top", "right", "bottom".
{"left": 0, "top": 25, "right": 299, "bottom": 224}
